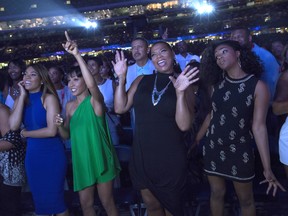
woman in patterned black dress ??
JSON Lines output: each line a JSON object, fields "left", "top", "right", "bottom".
{"left": 196, "top": 40, "right": 285, "bottom": 216}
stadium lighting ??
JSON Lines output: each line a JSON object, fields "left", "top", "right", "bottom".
{"left": 194, "top": 2, "right": 214, "bottom": 14}
{"left": 83, "top": 21, "right": 98, "bottom": 29}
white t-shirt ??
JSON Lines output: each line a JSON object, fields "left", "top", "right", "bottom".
{"left": 125, "top": 59, "right": 155, "bottom": 91}
{"left": 175, "top": 53, "right": 200, "bottom": 71}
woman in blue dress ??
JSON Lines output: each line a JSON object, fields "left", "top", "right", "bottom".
{"left": 9, "top": 63, "right": 69, "bottom": 216}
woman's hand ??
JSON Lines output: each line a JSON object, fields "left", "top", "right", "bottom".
{"left": 111, "top": 50, "right": 127, "bottom": 79}
{"left": 260, "top": 170, "right": 286, "bottom": 196}
{"left": 169, "top": 66, "right": 199, "bottom": 92}
{"left": 54, "top": 114, "right": 64, "bottom": 127}
{"left": 62, "top": 31, "right": 79, "bottom": 56}
{"left": 18, "top": 81, "right": 28, "bottom": 99}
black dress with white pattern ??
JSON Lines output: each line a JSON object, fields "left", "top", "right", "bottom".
{"left": 203, "top": 74, "right": 258, "bottom": 182}
{"left": 0, "top": 130, "right": 26, "bottom": 186}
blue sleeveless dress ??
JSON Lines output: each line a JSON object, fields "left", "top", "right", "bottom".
{"left": 23, "top": 91, "right": 67, "bottom": 214}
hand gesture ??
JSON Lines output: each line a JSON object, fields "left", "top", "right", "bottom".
{"left": 260, "top": 170, "right": 286, "bottom": 196}
{"left": 18, "top": 81, "right": 28, "bottom": 99}
{"left": 62, "top": 31, "right": 79, "bottom": 56}
{"left": 111, "top": 50, "right": 127, "bottom": 79}
{"left": 169, "top": 66, "right": 199, "bottom": 92}
{"left": 162, "top": 28, "right": 168, "bottom": 40}
{"left": 54, "top": 114, "right": 64, "bottom": 127}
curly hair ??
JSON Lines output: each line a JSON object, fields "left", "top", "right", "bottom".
{"left": 200, "top": 40, "right": 263, "bottom": 86}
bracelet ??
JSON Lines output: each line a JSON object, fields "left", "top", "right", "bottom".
{"left": 20, "top": 129, "right": 25, "bottom": 139}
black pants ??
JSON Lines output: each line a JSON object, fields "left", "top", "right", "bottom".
{"left": 0, "top": 179, "right": 22, "bottom": 216}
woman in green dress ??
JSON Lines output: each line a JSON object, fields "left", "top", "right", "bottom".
{"left": 55, "top": 31, "right": 121, "bottom": 216}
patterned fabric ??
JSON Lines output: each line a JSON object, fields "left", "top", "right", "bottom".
{"left": 0, "top": 130, "right": 26, "bottom": 186}
{"left": 203, "top": 74, "right": 258, "bottom": 182}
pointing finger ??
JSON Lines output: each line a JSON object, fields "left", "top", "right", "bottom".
{"left": 65, "top": 31, "right": 71, "bottom": 41}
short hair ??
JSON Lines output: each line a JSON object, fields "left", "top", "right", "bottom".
{"left": 131, "top": 37, "right": 149, "bottom": 47}
{"left": 231, "top": 26, "right": 251, "bottom": 36}
{"left": 85, "top": 56, "right": 103, "bottom": 67}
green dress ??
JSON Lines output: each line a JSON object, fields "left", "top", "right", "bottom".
{"left": 70, "top": 96, "right": 121, "bottom": 191}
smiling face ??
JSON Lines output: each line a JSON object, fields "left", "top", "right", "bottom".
{"left": 151, "top": 42, "right": 174, "bottom": 74}
{"left": 8, "top": 62, "right": 23, "bottom": 81}
{"left": 67, "top": 72, "right": 87, "bottom": 96}
{"left": 23, "top": 66, "right": 42, "bottom": 93}
{"left": 214, "top": 44, "right": 240, "bottom": 72}
{"left": 87, "top": 59, "right": 101, "bottom": 77}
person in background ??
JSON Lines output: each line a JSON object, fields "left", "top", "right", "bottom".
{"left": 5, "top": 58, "right": 26, "bottom": 109}
{"left": 9, "top": 63, "right": 69, "bottom": 216}
{"left": 0, "top": 69, "right": 9, "bottom": 104}
{"left": 99, "top": 55, "right": 121, "bottom": 146}
{"left": 230, "top": 27, "right": 279, "bottom": 102}
{"left": 55, "top": 32, "right": 120, "bottom": 216}
{"left": 197, "top": 40, "right": 285, "bottom": 216}
{"left": 230, "top": 26, "right": 280, "bottom": 140}
{"left": 114, "top": 41, "right": 199, "bottom": 215}
{"left": 175, "top": 40, "right": 200, "bottom": 71}
{"left": 125, "top": 37, "right": 155, "bottom": 132}
{"left": 273, "top": 44, "right": 288, "bottom": 179}
{"left": 0, "top": 81, "right": 25, "bottom": 216}
{"left": 126, "top": 37, "right": 155, "bottom": 90}
{"left": 48, "top": 65, "right": 75, "bottom": 117}
{"left": 270, "top": 40, "right": 285, "bottom": 66}
{"left": 48, "top": 65, "right": 75, "bottom": 149}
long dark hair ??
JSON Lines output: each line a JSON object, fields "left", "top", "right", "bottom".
{"left": 200, "top": 40, "right": 263, "bottom": 86}
{"left": 27, "top": 63, "right": 59, "bottom": 105}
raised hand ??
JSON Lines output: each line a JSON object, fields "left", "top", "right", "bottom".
{"left": 62, "top": 31, "right": 79, "bottom": 56}
{"left": 169, "top": 66, "right": 199, "bottom": 92}
{"left": 111, "top": 50, "right": 127, "bottom": 78}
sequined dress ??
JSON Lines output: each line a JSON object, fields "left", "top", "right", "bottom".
{"left": 203, "top": 74, "right": 258, "bottom": 182}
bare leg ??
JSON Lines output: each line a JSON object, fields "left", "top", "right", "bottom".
{"left": 233, "top": 181, "right": 256, "bottom": 216}
{"left": 207, "top": 175, "right": 226, "bottom": 216}
{"left": 97, "top": 181, "right": 119, "bottom": 216}
{"left": 79, "top": 185, "right": 96, "bottom": 216}
{"left": 141, "top": 189, "right": 165, "bottom": 216}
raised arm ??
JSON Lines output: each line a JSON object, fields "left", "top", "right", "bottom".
{"left": 169, "top": 66, "right": 199, "bottom": 131}
{"left": 253, "top": 80, "right": 285, "bottom": 195}
{"left": 62, "top": 31, "right": 104, "bottom": 116}
{"left": 113, "top": 50, "right": 141, "bottom": 114}
{"left": 9, "top": 81, "right": 26, "bottom": 130}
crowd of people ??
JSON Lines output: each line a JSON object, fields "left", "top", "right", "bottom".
{"left": 0, "top": 26, "right": 287, "bottom": 216}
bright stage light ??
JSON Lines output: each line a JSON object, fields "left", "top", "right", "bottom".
{"left": 194, "top": 2, "right": 214, "bottom": 14}
{"left": 83, "top": 21, "right": 98, "bottom": 29}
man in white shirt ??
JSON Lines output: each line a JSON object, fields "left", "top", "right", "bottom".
{"left": 175, "top": 41, "right": 200, "bottom": 71}
{"left": 125, "top": 38, "right": 155, "bottom": 132}
{"left": 126, "top": 37, "right": 155, "bottom": 90}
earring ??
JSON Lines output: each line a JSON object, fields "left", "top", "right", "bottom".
{"left": 238, "top": 58, "right": 242, "bottom": 68}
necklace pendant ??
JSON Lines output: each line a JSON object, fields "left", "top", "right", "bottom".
{"left": 151, "top": 74, "right": 172, "bottom": 106}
